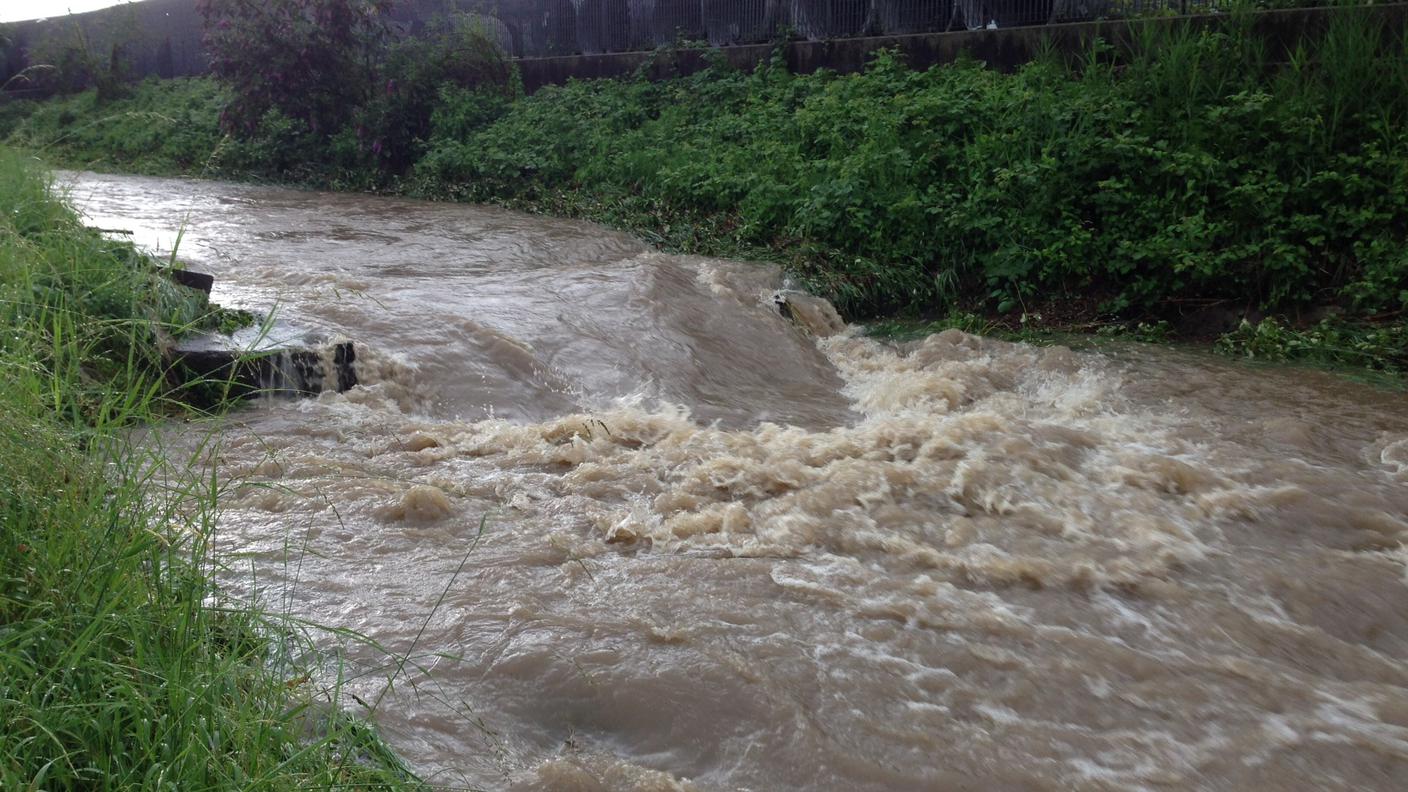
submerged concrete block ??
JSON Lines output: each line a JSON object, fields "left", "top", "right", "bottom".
{"left": 158, "top": 267, "right": 356, "bottom": 404}
{"left": 170, "top": 335, "right": 358, "bottom": 404}
{"left": 774, "top": 290, "right": 846, "bottom": 337}
{"left": 166, "top": 268, "right": 214, "bottom": 294}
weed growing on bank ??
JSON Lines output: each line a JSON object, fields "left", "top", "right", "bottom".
{"left": 1216, "top": 316, "right": 1408, "bottom": 374}
{"left": 0, "top": 147, "right": 422, "bottom": 789}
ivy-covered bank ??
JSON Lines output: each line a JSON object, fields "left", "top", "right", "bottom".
{"left": 4, "top": 7, "right": 1406, "bottom": 375}
{"left": 0, "top": 147, "right": 421, "bottom": 789}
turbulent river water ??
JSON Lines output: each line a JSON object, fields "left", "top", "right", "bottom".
{"left": 66, "top": 171, "right": 1408, "bottom": 791}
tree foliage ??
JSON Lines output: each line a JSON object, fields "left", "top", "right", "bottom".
{"left": 24, "top": 14, "right": 138, "bottom": 102}
{"left": 197, "top": 1, "right": 510, "bottom": 175}
{"left": 358, "top": 14, "right": 513, "bottom": 171}
{"left": 197, "top": 0, "right": 394, "bottom": 135}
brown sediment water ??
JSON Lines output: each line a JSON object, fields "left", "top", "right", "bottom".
{"left": 66, "top": 171, "right": 1408, "bottom": 791}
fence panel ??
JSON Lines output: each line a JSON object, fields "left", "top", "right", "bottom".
{"left": 458, "top": 0, "right": 1241, "bottom": 58}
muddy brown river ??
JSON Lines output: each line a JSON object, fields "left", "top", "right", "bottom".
{"left": 65, "top": 171, "right": 1408, "bottom": 790}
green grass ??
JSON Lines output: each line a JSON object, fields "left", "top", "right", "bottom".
{"left": 1, "top": 77, "right": 228, "bottom": 176}
{"left": 0, "top": 146, "right": 423, "bottom": 789}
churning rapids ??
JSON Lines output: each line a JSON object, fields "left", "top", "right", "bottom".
{"left": 66, "top": 171, "right": 1408, "bottom": 791}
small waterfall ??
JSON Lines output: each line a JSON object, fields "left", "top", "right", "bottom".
{"left": 171, "top": 329, "right": 358, "bottom": 404}
{"left": 255, "top": 342, "right": 359, "bottom": 397}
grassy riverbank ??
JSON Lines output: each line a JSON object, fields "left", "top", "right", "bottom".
{"left": 4, "top": 8, "right": 1405, "bottom": 375}
{"left": 0, "top": 148, "right": 420, "bottom": 789}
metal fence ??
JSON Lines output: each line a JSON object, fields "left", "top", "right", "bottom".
{"left": 455, "top": 0, "right": 1233, "bottom": 58}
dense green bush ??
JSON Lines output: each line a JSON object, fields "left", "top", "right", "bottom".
{"left": 355, "top": 14, "right": 515, "bottom": 173}
{"left": 0, "top": 97, "right": 37, "bottom": 139}
{"left": 188, "top": 1, "right": 513, "bottom": 185}
{"left": 412, "top": 13, "right": 1408, "bottom": 320}
{"left": 8, "top": 9, "right": 1408, "bottom": 326}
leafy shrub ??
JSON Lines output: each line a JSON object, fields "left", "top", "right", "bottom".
{"left": 1216, "top": 317, "right": 1408, "bottom": 373}
{"left": 19, "top": 10, "right": 142, "bottom": 102}
{"left": 190, "top": 2, "right": 513, "bottom": 181}
{"left": 353, "top": 14, "right": 513, "bottom": 173}
{"left": 407, "top": 11, "right": 1408, "bottom": 320}
{"left": 0, "top": 98, "right": 36, "bottom": 138}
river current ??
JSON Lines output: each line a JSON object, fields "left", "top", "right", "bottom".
{"left": 66, "top": 171, "right": 1408, "bottom": 791}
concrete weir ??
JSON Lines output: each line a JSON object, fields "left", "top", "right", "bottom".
{"left": 163, "top": 270, "right": 358, "bottom": 401}
{"left": 170, "top": 331, "right": 358, "bottom": 401}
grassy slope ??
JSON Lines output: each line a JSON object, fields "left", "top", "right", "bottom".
{"left": 1, "top": 77, "right": 228, "bottom": 176}
{"left": 0, "top": 147, "right": 421, "bottom": 789}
